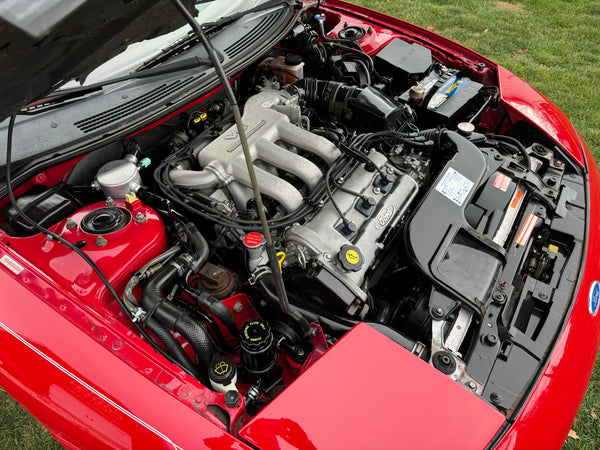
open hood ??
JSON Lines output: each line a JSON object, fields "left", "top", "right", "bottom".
{"left": 0, "top": 0, "right": 195, "bottom": 122}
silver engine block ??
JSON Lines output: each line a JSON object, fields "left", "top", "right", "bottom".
{"left": 169, "top": 89, "right": 340, "bottom": 212}
{"left": 284, "top": 150, "right": 418, "bottom": 315}
{"left": 169, "top": 88, "right": 420, "bottom": 315}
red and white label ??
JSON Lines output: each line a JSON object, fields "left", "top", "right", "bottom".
{"left": 244, "top": 232, "right": 264, "bottom": 248}
{"left": 510, "top": 189, "right": 524, "bottom": 209}
{"left": 492, "top": 173, "right": 511, "bottom": 192}
{"left": 0, "top": 255, "right": 24, "bottom": 275}
{"left": 515, "top": 214, "right": 539, "bottom": 246}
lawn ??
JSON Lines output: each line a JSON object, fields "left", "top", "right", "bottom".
{"left": 1, "top": 0, "right": 599, "bottom": 448}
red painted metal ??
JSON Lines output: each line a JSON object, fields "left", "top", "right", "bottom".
{"left": 0, "top": 2, "right": 597, "bottom": 449}
{"left": 0, "top": 156, "right": 84, "bottom": 211}
{"left": 0, "top": 259, "right": 252, "bottom": 449}
{"left": 240, "top": 322, "right": 505, "bottom": 449}
{"left": 1, "top": 198, "right": 168, "bottom": 314}
{"left": 496, "top": 65, "right": 584, "bottom": 166}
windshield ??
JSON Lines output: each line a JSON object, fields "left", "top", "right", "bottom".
{"left": 60, "top": 0, "right": 260, "bottom": 90}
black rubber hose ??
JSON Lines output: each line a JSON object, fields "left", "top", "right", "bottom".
{"left": 144, "top": 316, "right": 200, "bottom": 378}
{"left": 184, "top": 223, "right": 209, "bottom": 263}
{"left": 487, "top": 133, "right": 531, "bottom": 170}
{"left": 183, "top": 287, "right": 238, "bottom": 337}
{"left": 173, "top": 315, "right": 215, "bottom": 377}
{"left": 374, "top": 299, "right": 392, "bottom": 323}
{"left": 141, "top": 259, "right": 215, "bottom": 384}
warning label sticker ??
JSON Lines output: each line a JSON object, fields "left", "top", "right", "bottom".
{"left": 435, "top": 168, "right": 474, "bottom": 206}
{"left": 492, "top": 173, "right": 511, "bottom": 192}
{"left": 515, "top": 213, "right": 539, "bottom": 246}
{"left": 0, "top": 254, "right": 24, "bottom": 275}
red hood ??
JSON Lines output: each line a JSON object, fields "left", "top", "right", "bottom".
{"left": 240, "top": 323, "right": 505, "bottom": 449}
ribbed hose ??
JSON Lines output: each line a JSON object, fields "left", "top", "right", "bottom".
{"left": 183, "top": 287, "right": 238, "bottom": 337}
{"left": 145, "top": 316, "right": 200, "bottom": 378}
{"left": 142, "top": 259, "right": 215, "bottom": 385}
{"left": 173, "top": 315, "right": 215, "bottom": 378}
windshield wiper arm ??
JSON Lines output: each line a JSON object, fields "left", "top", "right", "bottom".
{"left": 44, "top": 0, "right": 291, "bottom": 101}
{"left": 200, "top": 0, "right": 292, "bottom": 31}
{"left": 51, "top": 54, "right": 219, "bottom": 98}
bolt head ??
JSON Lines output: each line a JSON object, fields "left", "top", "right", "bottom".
{"left": 483, "top": 334, "right": 498, "bottom": 346}
{"left": 432, "top": 307, "right": 444, "bottom": 318}
{"left": 232, "top": 301, "right": 243, "bottom": 313}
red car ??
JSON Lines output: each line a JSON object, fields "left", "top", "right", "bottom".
{"left": 0, "top": 0, "right": 597, "bottom": 448}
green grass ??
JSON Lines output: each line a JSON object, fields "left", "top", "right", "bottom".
{"left": 0, "top": 389, "right": 60, "bottom": 449}
{"left": 1, "top": 1, "right": 599, "bottom": 448}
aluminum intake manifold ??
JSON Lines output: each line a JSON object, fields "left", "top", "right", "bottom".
{"left": 169, "top": 89, "right": 341, "bottom": 212}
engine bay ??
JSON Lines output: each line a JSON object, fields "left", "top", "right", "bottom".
{"left": 0, "top": 6, "right": 586, "bottom": 431}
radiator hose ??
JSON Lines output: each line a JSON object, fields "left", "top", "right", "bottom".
{"left": 142, "top": 255, "right": 215, "bottom": 385}
{"left": 144, "top": 316, "right": 200, "bottom": 378}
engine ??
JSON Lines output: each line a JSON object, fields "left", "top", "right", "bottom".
{"left": 167, "top": 86, "right": 423, "bottom": 317}
{"left": 1, "top": 10, "right": 580, "bottom": 423}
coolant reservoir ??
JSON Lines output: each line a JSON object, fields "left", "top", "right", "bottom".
{"left": 270, "top": 54, "right": 304, "bottom": 84}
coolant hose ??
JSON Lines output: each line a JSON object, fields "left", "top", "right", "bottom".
{"left": 144, "top": 316, "right": 200, "bottom": 378}
{"left": 184, "top": 223, "right": 209, "bottom": 267}
{"left": 141, "top": 259, "right": 215, "bottom": 384}
{"left": 183, "top": 286, "right": 238, "bottom": 337}
{"left": 172, "top": 315, "right": 215, "bottom": 372}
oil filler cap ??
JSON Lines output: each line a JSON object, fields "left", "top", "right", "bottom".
{"left": 338, "top": 244, "right": 363, "bottom": 272}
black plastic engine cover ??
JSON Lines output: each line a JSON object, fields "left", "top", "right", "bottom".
{"left": 406, "top": 132, "right": 504, "bottom": 313}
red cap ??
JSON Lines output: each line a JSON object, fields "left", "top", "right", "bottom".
{"left": 244, "top": 232, "right": 264, "bottom": 248}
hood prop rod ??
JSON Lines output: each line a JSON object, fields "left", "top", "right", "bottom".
{"left": 169, "top": 0, "right": 311, "bottom": 334}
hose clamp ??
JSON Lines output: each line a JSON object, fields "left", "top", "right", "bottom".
{"left": 131, "top": 307, "right": 146, "bottom": 323}
{"left": 248, "top": 266, "right": 271, "bottom": 286}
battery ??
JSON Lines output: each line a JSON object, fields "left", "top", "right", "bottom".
{"left": 399, "top": 71, "right": 483, "bottom": 128}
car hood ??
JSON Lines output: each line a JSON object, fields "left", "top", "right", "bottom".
{"left": 0, "top": 0, "right": 196, "bottom": 122}
{"left": 239, "top": 323, "right": 505, "bottom": 449}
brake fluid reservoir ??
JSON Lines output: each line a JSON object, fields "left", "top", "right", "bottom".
{"left": 270, "top": 54, "right": 304, "bottom": 84}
